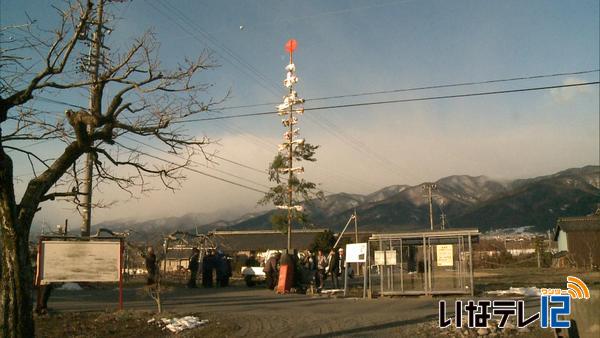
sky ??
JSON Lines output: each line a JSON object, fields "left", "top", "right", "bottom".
{"left": 1, "top": 0, "right": 599, "bottom": 228}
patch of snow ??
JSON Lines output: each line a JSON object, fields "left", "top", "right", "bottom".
{"left": 150, "top": 316, "right": 209, "bottom": 333}
{"left": 486, "top": 286, "right": 540, "bottom": 297}
{"left": 58, "top": 282, "right": 83, "bottom": 291}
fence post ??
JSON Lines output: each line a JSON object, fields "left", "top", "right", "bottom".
{"left": 468, "top": 233, "right": 474, "bottom": 297}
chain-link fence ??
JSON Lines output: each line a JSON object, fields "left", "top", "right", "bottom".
{"left": 368, "top": 229, "right": 479, "bottom": 296}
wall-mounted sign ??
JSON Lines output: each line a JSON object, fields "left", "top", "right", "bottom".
{"left": 436, "top": 244, "right": 454, "bottom": 267}
{"left": 374, "top": 250, "right": 397, "bottom": 265}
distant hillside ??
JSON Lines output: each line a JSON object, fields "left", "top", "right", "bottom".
{"left": 91, "top": 210, "right": 268, "bottom": 243}
{"left": 86, "top": 166, "right": 600, "bottom": 240}
{"left": 227, "top": 165, "right": 600, "bottom": 233}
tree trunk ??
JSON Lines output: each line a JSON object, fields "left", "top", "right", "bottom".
{"left": 1, "top": 226, "right": 34, "bottom": 338}
{"left": 1, "top": 150, "right": 35, "bottom": 337}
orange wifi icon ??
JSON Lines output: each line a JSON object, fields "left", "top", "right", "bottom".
{"left": 566, "top": 276, "right": 590, "bottom": 300}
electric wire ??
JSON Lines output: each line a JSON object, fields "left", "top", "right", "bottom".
{"left": 217, "top": 69, "right": 599, "bottom": 110}
{"left": 115, "top": 141, "right": 268, "bottom": 194}
{"left": 175, "top": 81, "right": 600, "bottom": 123}
{"left": 120, "top": 135, "right": 271, "bottom": 190}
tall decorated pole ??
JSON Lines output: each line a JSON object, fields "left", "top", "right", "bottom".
{"left": 260, "top": 39, "right": 323, "bottom": 259}
{"left": 278, "top": 39, "right": 305, "bottom": 251}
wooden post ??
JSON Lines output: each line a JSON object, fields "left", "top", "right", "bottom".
{"left": 344, "top": 261, "right": 348, "bottom": 297}
{"left": 119, "top": 239, "right": 124, "bottom": 310}
{"left": 427, "top": 237, "right": 432, "bottom": 294}
{"left": 389, "top": 239, "right": 394, "bottom": 290}
{"left": 468, "top": 233, "right": 474, "bottom": 297}
{"left": 354, "top": 210, "right": 359, "bottom": 276}
{"left": 35, "top": 239, "right": 43, "bottom": 309}
{"left": 400, "top": 238, "right": 404, "bottom": 292}
{"left": 363, "top": 249, "right": 368, "bottom": 299}
{"left": 422, "top": 234, "right": 427, "bottom": 294}
{"left": 379, "top": 238, "right": 384, "bottom": 294}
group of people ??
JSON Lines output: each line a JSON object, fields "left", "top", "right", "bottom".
{"left": 143, "top": 246, "right": 350, "bottom": 291}
{"left": 259, "top": 247, "right": 350, "bottom": 292}
{"left": 143, "top": 246, "right": 232, "bottom": 289}
{"left": 303, "top": 247, "right": 350, "bottom": 291}
{"left": 199, "top": 249, "right": 232, "bottom": 288}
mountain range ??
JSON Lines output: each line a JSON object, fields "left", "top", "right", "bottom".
{"left": 93, "top": 165, "right": 600, "bottom": 240}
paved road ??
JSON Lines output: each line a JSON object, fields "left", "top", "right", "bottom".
{"left": 46, "top": 284, "right": 539, "bottom": 337}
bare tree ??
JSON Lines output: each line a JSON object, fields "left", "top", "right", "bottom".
{"left": 0, "top": 1, "right": 220, "bottom": 336}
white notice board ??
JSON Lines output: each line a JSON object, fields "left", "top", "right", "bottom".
{"left": 40, "top": 240, "right": 121, "bottom": 284}
{"left": 436, "top": 244, "right": 454, "bottom": 267}
{"left": 374, "top": 250, "right": 397, "bottom": 265}
{"left": 346, "top": 243, "right": 367, "bottom": 263}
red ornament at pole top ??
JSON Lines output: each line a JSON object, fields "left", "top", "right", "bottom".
{"left": 285, "top": 39, "right": 297, "bottom": 53}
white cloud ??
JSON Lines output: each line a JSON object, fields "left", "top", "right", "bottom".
{"left": 550, "top": 77, "right": 593, "bottom": 103}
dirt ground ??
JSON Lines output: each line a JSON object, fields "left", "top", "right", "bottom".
{"left": 34, "top": 267, "right": 599, "bottom": 337}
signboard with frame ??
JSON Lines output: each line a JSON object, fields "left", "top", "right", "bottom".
{"left": 39, "top": 240, "right": 122, "bottom": 283}
{"left": 436, "top": 244, "right": 454, "bottom": 267}
{"left": 345, "top": 243, "right": 367, "bottom": 263}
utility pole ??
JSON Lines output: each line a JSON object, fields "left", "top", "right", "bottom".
{"left": 276, "top": 39, "right": 305, "bottom": 251}
{"left": 353, "top": 209, "right": 359, "bottom": 276}
{"left": 439, "top": 200, "right": 446, "bottom": 230}
{"left": 422, "top": 183, "right": 437, "bottom": 231}
{"left": 353, "top": 209, "right": 358, "bottom": 244}
{"left": 82, "top": 0, "right": 104, "bottom": 237}
{"left": 440, "top": 212, "right": 446, "bottom": 230}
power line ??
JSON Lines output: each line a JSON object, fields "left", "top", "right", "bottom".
{"left": 115, "top": 140, "right": 268, "bottom": 194}
{"left": 306, "top": 69, "right": 600, "bottom": 103}
{"left": 217, "top": 69, "right": 599, "bottom": 110}
{"left": 174, "top": 81, "right": 600, "bottom": 123}
{"left": 211, "top": 154, "right": 267, "bottom": 174}
{"left": 28, "top": 81, "right": 599, "bottom": 190}
{"left": 120, "top": 135, "right": 271, "bottom": 190}
{"left": 32, "top": 69, "right": 599, "bottom": 114}
{"left": 306, "top": 81, "right": 600, "bottom": 112}
{"left": 122, "top": 135, "right": 341, "bottom": 195}
{"left": 16, "top": 104, "right": 378, "bottom": 192}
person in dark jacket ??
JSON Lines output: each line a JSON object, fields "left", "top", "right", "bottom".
{"left": 222, "top": 255, "right": 232, "bottom": 286}
{"left": 216, "top": 251, "right": 231, "bottom": 287}
{"left": 145, "top": 246, "right": 157, "bottom": 285}
{"left": 325, "top": 249, "right": 339, "bottom": 289}
{"left": 187, "top": 247, "right": 200, "bottom": 288}
{"left": 263, "top": 253, "right": 280, "bottom": 290}
{"left": 202, "top": 249, "right": 215, "bottom": 288}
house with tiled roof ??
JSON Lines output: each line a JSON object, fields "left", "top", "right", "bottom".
{"left": 553, "top": 208, "right": 600, "bottom": 269}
